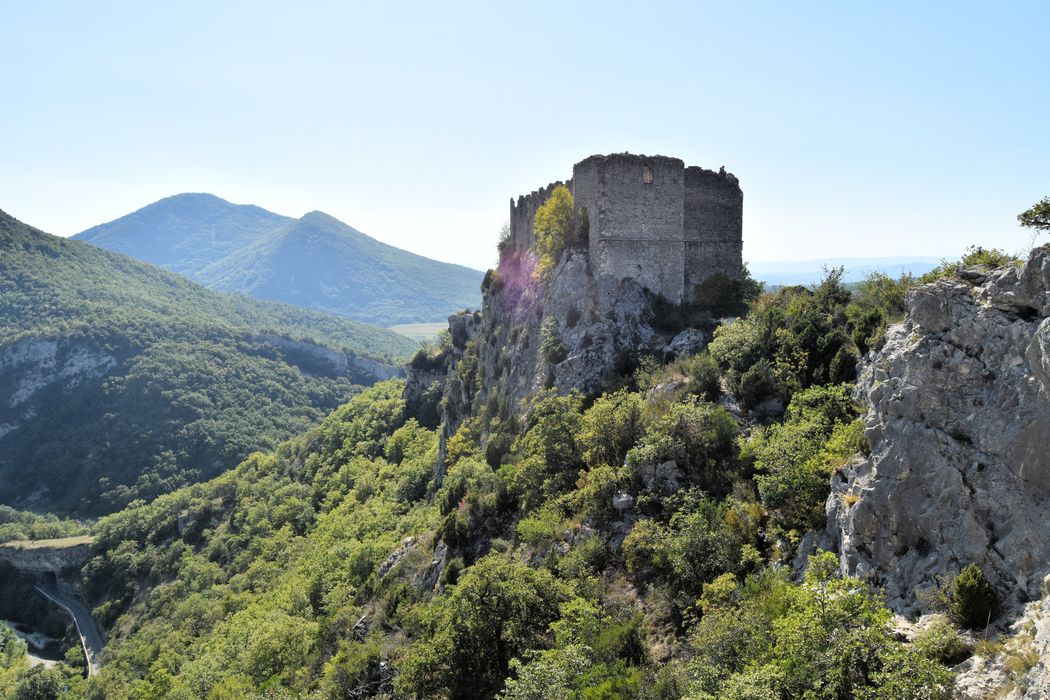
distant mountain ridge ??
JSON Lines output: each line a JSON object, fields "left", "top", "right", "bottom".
{"left": 74, "top": 193, "right": 483, "bottom": 326}
{"left": 749, "top": 256, "right": 940, "bottom": 286}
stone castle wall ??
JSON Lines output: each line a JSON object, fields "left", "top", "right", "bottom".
{"left": 683, "top": 166, "right": 744, "bottom": 292}
{"left": 576, "top": 154, "right": 688, "bottom": 303}
{"left": 509, "top": 180, "right": 571, "bottom": 252}
{"left": 507, "top": 153, "right": 743, "bottom": 304}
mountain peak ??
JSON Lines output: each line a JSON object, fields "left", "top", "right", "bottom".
{"left": 74, "top": 198, "right": 483, "bottom": 326}
{"left": 297, "top": 210, "right": 344, "bottom": 226}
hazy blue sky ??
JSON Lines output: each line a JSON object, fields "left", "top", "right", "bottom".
{"left": 2, "top": 1, "right": 1047, "bottom": 270}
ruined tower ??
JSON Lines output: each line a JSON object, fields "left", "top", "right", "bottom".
{"left": 509, "top": 153, "right": 743, "bottom": 304}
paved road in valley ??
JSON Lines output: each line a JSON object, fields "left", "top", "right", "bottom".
{"left": 34, "top": 582, "right": 103, "bottom": 676}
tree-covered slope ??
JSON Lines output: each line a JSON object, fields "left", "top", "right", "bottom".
{"left": 0, "top": 209, "right": 416, "bottom": 514}
{"left": 75, "top": 195, "right": 484, "bottom": 326}
{"left": 74, "top": 193, "right": 292, "bottom": 278}
{"left": 61, "top": 268, "right": 961, "bottom": 699}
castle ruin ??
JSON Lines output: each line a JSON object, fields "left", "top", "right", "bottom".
{"left": 509, "top": 153, "right": 743, "bottom": 304}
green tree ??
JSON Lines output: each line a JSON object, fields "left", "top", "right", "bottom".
{"left": 1018, "top": 196, "right": 1050, "bottom": 232}
{"left": 399, "top": 553, "right": 571, "bottom": 699}
{"left": 578, "top": 390, "right": 645, "bottom": 469}
{"left": 947, "top": 564, "right": 999, "bottom": 631}
{"left": 12, "top": 666, "right": 64, "bottom": 700}
{"left": 533, "top": 185, "right": 577, "bottom": 277}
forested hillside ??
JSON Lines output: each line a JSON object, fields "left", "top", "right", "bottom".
{"left": 57, "top": 266, "right": 970, "bottom": 699}
{"left": 75, "top": 195, "right": 484, "bottom": 326}
{"left": 0, "top": 209, "right": 416, "bottom": 514}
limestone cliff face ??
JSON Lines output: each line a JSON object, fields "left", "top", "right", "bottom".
{"left": 0, "top": 338, "right": 117, "bottom": 440}
{"left": 429, "top": 247, "right": 658, "bottom": 481}
{"left": 827, "top": 248, "right": 1050, "bottom": 615}
{"left": 251, "top": 333, "right": 401, "bottom": 383}
{"left": 0, "top": 539, "right": 94, "bottom": 575}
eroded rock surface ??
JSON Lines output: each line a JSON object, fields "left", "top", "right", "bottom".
{"left": 827, "top": 248, "right": 1050, "bottom": 616}
{"left": 431, "top": 248, "right": 659, "bottom": 483}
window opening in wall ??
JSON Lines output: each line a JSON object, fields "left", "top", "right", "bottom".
{"left": 643, "top": 166, "right": 653, "bottom": 184}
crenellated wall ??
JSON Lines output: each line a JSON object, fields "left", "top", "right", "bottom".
{"left": 509, "top": 180, "right": 572, "bottom": 252}
{"left": 683, "top": 165, "right": 744, "bottom": 292}
{"left": 508, "top": 153, "right": 743, "bottom": 305}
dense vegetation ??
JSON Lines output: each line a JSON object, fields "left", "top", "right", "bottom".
{"left": 3, "top": 209, "right": 415, "bottom": 358}
{"left": 75, "top": 194, "right": 484, "bottom": 326}
{"left": 0, "top": 508, "right": 87, "bottom": 544}
{"left": 0, "top": 209, "right": 416, "bottom": 514}
{"left": 26, "top": 262, "right": 980, "bottom": 699}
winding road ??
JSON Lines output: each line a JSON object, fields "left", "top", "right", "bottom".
{"left": 34, "top": 582, "right": 103, "bottom": 676}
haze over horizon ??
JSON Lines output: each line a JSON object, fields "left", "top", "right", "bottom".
{"left": 3, "top": 1, "right": 1047, "bottom": 271}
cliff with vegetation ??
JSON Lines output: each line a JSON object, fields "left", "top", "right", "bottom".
{"left": 0, "top": 209, "right": 415, "bottom": 515}
{"left": 51, "top": 187, "right": 977, "bottom": 699}
{"left": 827, "top": 247, "right": 1050, "bottom": 697}
{"left": 11, "top": 181, "right": 1050, "bottom": 697}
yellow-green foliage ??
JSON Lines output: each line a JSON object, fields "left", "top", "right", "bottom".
{"left": 79, "top": 380, "right": 443, "bottom": 698}
{"left": 71, "top": 297, "right": 963, "bottom": 700}
{"left": 920, "top": 245, "right": 1021, "bottom": 283}
{"left": 533, "top": 184, "right": 577, "bottom": 278}
{"left": 686, "top": 552, "right": 954, "bottom": 699}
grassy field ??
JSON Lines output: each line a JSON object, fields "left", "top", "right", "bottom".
{"left": 389, "top": 322, "right": 447, "bottom": 342}
{"left": 0, "top": 535, "right": 94, "bottom": 550}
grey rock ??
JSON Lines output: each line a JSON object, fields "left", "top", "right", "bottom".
{"left": 954, "top": 594, "right": 1050, "bottom": 699}
{"left": 612, "top": 492, "right": 635, "bottom": 511}
{"left": 413, "top": 541, "right": 449, "bottom": 592}
{"left": 636, "top": 459, "right": 682, "bottom": 496}
{"left": 826, "top": 248, "right": 1050, "bottom": 616}
{"left": 422, "top": 248, "right": 663, "bottom": 485}
{"left": 376, "top": 536, "right": 415, "bottom": 580}
{"left": 666, "top": 328, "right": 712, "bottom": 356}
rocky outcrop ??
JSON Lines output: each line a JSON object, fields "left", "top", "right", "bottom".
{"left": 827, "top": 248, "right": 1050, "bottom": 616}
{"left": 0, "top": 538, "right": 95, "bottom": 574}
{"left": 429, "top": 247, "right": 660, "bottom": 483}
{"left": 0, "top": 338, "right": 116, "bottom": 442}
{"left": 2, "top": 338, "right": 115, "bottom": 410}
{"left": 252, "top": 333, "right": 401, "bottom": 383}
{"left": 953, "top": 590, "right": 1050, "bottom": 699}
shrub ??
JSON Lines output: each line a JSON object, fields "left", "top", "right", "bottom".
{"left": 688, "top": 352, "right": 722, "bottom": 402}
{"left": 753, "top": 385, "right": 862, "bottom": 534}
{"left": 572, "top": 464, "right": 626, "bottom": 525}
{"left": 913, "top": 615, "right": 972, "bottom": 665}
{"left": 517, "top": 504, "right": 564, "bottom": 545}
{"left": 578, "top": 390, "right": 645, "bottom": 469}
{"left": 692, "top": 269, "right": 764, "bottom": 317}
{"left": 920, "top": 245, "right": 1020, "bottom": 283}
{"left": 948, "top": 564, "right": 999, "bottom": 631}
{"left": 541, "top": 317, "right": 568, "bottom": 364}
{"left": 626, "top": 401, "right": 738, "bottom": 494}
{"left": 739, "top": 358, "right": 776, "bottom": 409}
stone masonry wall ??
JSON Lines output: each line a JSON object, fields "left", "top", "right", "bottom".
{"left": 683, "top": 166, "right": 744, "bottom": 292}
{"left": 508, "top": 153, "right": 743, "bottom": 305}
{"left": 575, "top": 154, "right": 687, "bottom": 302}
{"left": 509, "top": 180, "right": 571, "bottom": 252}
